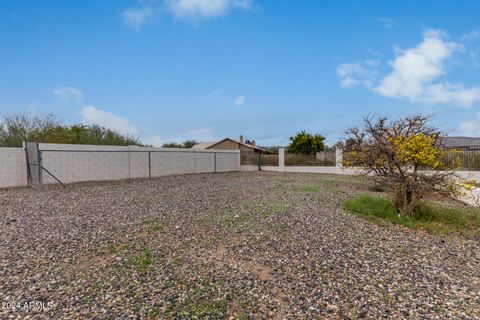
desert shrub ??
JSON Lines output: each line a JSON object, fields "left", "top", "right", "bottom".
{"left": 368, "top": 184, "right": 387, "bottom": 192}
{"left": 344, "top": 115, "right": 459, "bottom": 216}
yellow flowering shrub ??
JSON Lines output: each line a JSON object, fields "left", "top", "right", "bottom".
{"left": 344, "top": 115, "right": 462, "bottom": 216}
{"left": 391, "top": 134, "right": 445, "bottom": 169}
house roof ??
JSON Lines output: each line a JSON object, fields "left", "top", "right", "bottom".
{"left": 192, "top": 138, "right": 266, "bottom": 152}
{"left": 191, "top": 142, "right": 217, "bottom": 149}
{"left": 441, "top": 136, "right": 480, "bottom": 148}
{"left": 214, "top": 138, "right": 266, "bottom": 152}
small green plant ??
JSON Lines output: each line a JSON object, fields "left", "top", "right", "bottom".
{"left": 105, "top": 243, "right": 129, "bottom": 254}
{"left": 368, "top": 184, "right": 387, "bottom": 193}
{"left": 129, "top": 249, "right": 153, "bottom": 272}
{"left": 146, "top": 219, "right": 163, "bottom": 233}
{"left": 170, "top": 256, "right": 183, "bottom": 267}
{"left": 147, "top": 309, "right": 159, "bottom": 318}
{"left": 344, "top": 195, "right": 480, "bottom": 237}
{"left": 164, "top": 276, "right": 231, "bottom": 319}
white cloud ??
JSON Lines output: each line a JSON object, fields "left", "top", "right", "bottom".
{"left": 460, "top": 30, "right": 480, "bottom": 68}
{"left": 53, "top": 87, "right": 140, "bottom": 138}
{"left": 81, "top": 106, "right": 139, "bottom": 136}
{"left": 122, "top": 1, "right": 157, "bottom": 30}
{"left": 336, "top": 62, "right": 377, "bottom": 88}
{"left": 142, "top": 134, "right": 164, "bottom": 147}
{"left": 377, "top": 17, "right": 396, "bottom": 29}
{"left": 376, "top": 30, "right": 454, "bottom": 98}
{"left": 234, "top": 95, "right": 245, "bottom": 106}
{"left": 52, "top": 87, "right": 83, "bottom": 102}
{"left": 337, "top": 29, "right": 480, "bottom": 108}
{"left": 165, "top": 0, "right": 252, "bottom": 19}
{"left": 375, "top": 30, "right": 480, "bottom": 107}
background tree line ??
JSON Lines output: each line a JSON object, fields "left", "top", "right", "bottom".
{"left": 0, "top": 112, "right": 141, "bottom": 147}
{"left": 162, "top": 140, "right": 198, "bottom": 148}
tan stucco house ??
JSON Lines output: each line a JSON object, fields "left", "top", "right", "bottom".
{"left": 192, "top": 135, "right": 265, "bottom": 154}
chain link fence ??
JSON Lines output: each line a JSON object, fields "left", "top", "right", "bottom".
{"left": 26, "top": 143, "right": 240, "bottom": 189}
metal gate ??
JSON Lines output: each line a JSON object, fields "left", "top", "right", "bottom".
{"left": 25, "top": 141, "right": 65, "bottom": 190}
{"left": 25, "top": 140, "right": 42, "bottom": 189}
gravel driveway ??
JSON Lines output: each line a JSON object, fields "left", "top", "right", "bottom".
{"left": 1, "top": 172, "right": 479, "bottom": 319}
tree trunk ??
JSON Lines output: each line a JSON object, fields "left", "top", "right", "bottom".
{"left": 393, "top": 186, "right": 418, "bottom": 216}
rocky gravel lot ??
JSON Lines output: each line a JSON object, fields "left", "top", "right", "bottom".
{"left": 1, "top": 172, "right": 479, "bottom": 319}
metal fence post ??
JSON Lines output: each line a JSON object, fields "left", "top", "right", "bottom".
{"left": 38, "top": 150, "right": 43, "bottom": 190}
{"left": 148, "top": 151, "right": 152, "bottom": 178}
{"left": 24, "top": 141, "right": 31, "bottom": 187}
{"left": 214, "top": 152, "right": 217, "bottom": 173}
{"left": 194, "top": 152, "right": 197, "bottom": 173}
{"left": 257, "top": 153, "right": 261, "bottom": 171}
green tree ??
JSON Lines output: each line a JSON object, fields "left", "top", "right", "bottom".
{"left": 162, "top": 142, "right": 184, "bottom": 148}
{"left": 287, "top": 131, "right": 325, "bottom": 157}
{"left": 183, "top": 140, "right": 198, "bottom": 148}
{"left": 55, "top": 124, "right": 141, "bottom": 146}
{"left": 162, "top": 140, "right": 198, "bottom": 148}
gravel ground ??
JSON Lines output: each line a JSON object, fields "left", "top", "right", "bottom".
{"left": 1, "top": 172, "right": 479, "bottom": 319}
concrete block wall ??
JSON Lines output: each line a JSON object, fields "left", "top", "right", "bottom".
{"left": 216, "top": 152, "right": 241, "bottom": 172}
{"left": 40, "top": 144, "right": 240, "bottom": 186}
{"left": 0, "top": 143, "right": 241, "bottom": 188}
{"left": 0, "top": 147, "right": 27, "bottom": 188}
{"left": 195, "top": 153, "right": 216, "bottom": 173}
{"left": 41, "top": 151, "right": 131, "bottom": 184}
{"left": 150, "top": 151, "right": 195, "bottom": 176}
{"left": 129, "top": 151, "right": 150, "bottom": 178}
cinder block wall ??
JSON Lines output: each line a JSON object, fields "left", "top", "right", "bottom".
{"left": 41, "top": 151, "right": 131, "bottom": 184}
{"left": 0, "top": 148, "right": 27, "bottom": 188}
{"left": 0, "top": 143, "right": 240, "bottom": 188}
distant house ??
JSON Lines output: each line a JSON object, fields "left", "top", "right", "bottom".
{"left": 441, "top": 136, "right": 480, "bottom": 149}
{"left": 192, "top": 135, "right": 265, "bottom": 154}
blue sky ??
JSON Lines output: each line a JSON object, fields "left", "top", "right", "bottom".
{"left": 1, "top": 0, "right": 480, "bottom": 146}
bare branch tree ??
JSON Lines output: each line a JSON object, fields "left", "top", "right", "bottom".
{"left": 344, "top": 115, "right": 459, "bottom": 216}
{"left": 0, "top": 111, "right": 61, "bottom": 147}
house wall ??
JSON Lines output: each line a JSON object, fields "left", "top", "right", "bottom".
{"left": 208, "top": 140, "right": 239, "bottom": 150}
